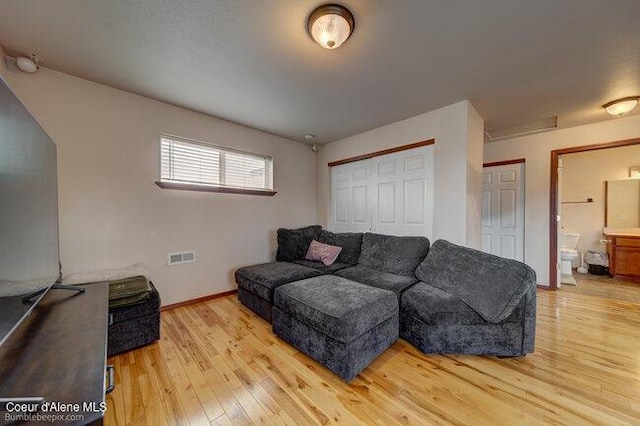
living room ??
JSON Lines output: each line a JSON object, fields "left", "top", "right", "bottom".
{"left": 1, "top": 1, "right": 640, "bottom": 425}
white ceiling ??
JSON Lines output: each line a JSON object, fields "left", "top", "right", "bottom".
{"left": 0, "top": 0, "right": 639, "bottom": 144}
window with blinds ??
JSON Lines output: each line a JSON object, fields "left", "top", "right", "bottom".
{"left": 160, "top": 135, "right": 274, "bottom": 193}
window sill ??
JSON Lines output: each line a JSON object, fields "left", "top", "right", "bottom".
{"left": 155, "top": 181, "right": 277, "bottom": 196}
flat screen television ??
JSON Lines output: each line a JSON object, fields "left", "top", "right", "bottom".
{"left": 0, "top": 75, "right": 60, "bottom": 346}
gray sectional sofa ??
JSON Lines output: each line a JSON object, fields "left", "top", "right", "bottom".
{"left": 235, "top": 225, "right": 536, "bottom": 381}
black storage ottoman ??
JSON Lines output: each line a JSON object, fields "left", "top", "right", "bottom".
{"left": 107, "top": 282, "right": 161, "bottom": 356}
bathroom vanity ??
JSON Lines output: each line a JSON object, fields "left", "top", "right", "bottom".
{"left": 604, "top": 179, "right": 640, "bottom": 282}
{"left": 603, "top": 228, "right": 640, "bottom": 282}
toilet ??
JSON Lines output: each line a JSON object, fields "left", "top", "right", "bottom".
{"left": 561, "top": 232, "right": 580, "bottom": 276}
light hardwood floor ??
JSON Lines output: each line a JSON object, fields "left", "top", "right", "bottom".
{"left": 105, "top": 276, "right": 640, "bottom": 425}
{"left": 562, "top": 272, "right": 640, "bottom": 304}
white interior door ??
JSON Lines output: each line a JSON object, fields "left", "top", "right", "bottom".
{"left": 481, "top": 162, "right": 525, "bottom": 261}
{"left": 372, "top": 147, "right": 434, "bottom": 238}
{"left": 330, "top": 161, "right": 372, "bottom": 233}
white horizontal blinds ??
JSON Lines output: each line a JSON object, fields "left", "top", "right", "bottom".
{"left": 161, "top": 137, "right": 220, "bottom": 185}
{"left": 160, "top": 135, "right": 273, "bottom": 191}
{"left": 223, "top": 150, "right": 273, "bottom": 190}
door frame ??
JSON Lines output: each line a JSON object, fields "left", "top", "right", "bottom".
{"left": 483, "top": 158, "right": 526, "bottom": 169}
{"left": 328, "top": 139, "right": 434, "bottom": 167}
{"left": 549, "top": 137, "right": 640, "bottom": 290}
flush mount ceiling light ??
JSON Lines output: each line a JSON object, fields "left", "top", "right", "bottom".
{"left": 307, "top": 4, "right": 355, "bottom": 49}
{"left": 603, "top": 96, "right": 640, "bottom": 116}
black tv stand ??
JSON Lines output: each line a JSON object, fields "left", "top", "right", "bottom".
{"left": 1, "top": 283, "right": 108, "bottom": 425}
{"left": 22, "top": 283, "right": 85, "bottom": 303}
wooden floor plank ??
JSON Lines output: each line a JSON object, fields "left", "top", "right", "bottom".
{"left": 159, "top": 323, "right": 211, "bottom": 426}
{"left": 105, "top": 274, "right": 640, "bottom": 425}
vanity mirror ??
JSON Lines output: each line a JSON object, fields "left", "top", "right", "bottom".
{"left": 605, "top": 179, "right": 640, "bottom": 228}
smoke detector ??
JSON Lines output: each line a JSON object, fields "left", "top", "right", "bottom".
{"left": 15, "top": 53, "right": 41, "bottom": 73}
{"left": 304, "top": 134, "right": 318, "bottom": 152}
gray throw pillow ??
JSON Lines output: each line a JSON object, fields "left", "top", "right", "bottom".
{"left": 318, "top": 230, "right": 363, "bottom": 265}
{"left": 276, "top": 225, "right": 322, "bottom": 261}
{"left": 358, "top": 232, "right": 430, "bottom": 276}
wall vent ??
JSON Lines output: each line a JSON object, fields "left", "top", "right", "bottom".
{"left": 168, "top": 250, "right": 196, "bottom": 265}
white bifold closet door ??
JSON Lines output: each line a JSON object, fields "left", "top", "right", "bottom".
{"left": 331, "top": 160, "right": 372, "bottom": 233}
{"left": 330, "top": 145, "right": 434, "bottom": 238}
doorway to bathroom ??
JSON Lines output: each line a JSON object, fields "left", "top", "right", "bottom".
{"left": 549, "top": 138, "right": 640, "bottom": 290}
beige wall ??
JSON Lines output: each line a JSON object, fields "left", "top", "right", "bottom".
{"left": 4, "top": 66, "right": 317, "bottom": 305}
{"left": 317, "top": 100, "right": 484, "bottom": 247}
{"left": 484, "top": 114, "right": 640, "bottom": 286}
{"left": 562, "top": 145, "right": 640, "bottom": 261}
{"left": 466, "top": 103, "right": 485, "bottom": 250}
{"left": 0, "top": 45, "right": 7, "bottom": 79}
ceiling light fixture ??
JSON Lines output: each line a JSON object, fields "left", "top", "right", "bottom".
{"left": 603, "top": 96, "right": 640, "bottom": 116}
{"left": 307, "top": 4, "right": 355, "bottom": 49}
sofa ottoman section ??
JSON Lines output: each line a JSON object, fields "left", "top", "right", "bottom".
{"left": 273, "top": 275, "right": 399, "bottom": 381}
{"left": 235, "top": 262, "right": 324, "bottom": 322}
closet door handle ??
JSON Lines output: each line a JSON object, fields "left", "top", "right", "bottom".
{"left": 108, "top": 313, "right": 114, "bottom": 326}
{"left": 105, "top": 365, "right": 115, "bottom": 394}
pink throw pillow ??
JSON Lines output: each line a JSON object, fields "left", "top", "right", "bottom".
{"left": 305, "top": 240, "right": 342, "bottom": 266}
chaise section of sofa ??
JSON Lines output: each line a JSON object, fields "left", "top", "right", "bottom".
{"left": 235, "top": 262, "right": 323, "bottom": 322}
{"left": 235, "top": 225, "right": 362, "bottom": 322}
{"left": 236, "top": 225, "right": 325, "bottom": 321}
{"left": 236, "top": 227, "right": 365, "bottom": 321}
{"left": 400, "top": 240, "right": 536, "bottom": 356}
